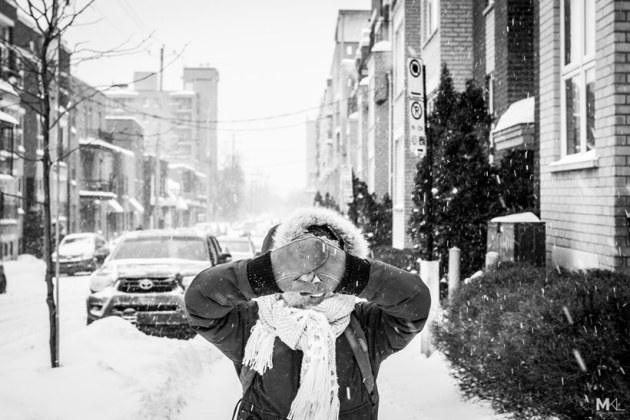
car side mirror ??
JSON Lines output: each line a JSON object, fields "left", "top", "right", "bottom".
{"left": 218, "top": 252, "right": 232, "bottom": 264}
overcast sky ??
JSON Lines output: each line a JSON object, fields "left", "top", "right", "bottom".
{"left": 67, "top": 0, "right": 370, "bottom": 196}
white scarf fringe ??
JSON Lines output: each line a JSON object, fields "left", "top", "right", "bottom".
{"left": 243, "top": 294, "right": 355, "bottom": 420}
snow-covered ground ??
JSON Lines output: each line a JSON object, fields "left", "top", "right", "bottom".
{"left": 0, "top": 256, "right": 506, "bottom": 420}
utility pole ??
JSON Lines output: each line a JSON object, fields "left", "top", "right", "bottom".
{"left": 153, "top": 45, "right": 164, "bottom": 228}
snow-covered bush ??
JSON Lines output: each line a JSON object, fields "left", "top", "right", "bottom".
{"left": 434, "top": 263, "right": 630, "bottom": 420}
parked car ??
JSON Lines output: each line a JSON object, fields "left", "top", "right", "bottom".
{"left": 52, "top": 232, "right": 110, "bottom": 276}
{"left": 86, "top": 229, "right": 231, "bottom": 338}
{"left": 217, "top": 235, "right": 257, "bottom": 261}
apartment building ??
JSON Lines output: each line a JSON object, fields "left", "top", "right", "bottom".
{"left": 107, "top": 66, "right": 219, "bottom": 225}
{"left": 538, "top": 0, "right": 630, "bottom": 271}
{"left": 313, "top": 10, "right": 371, "bottom": 212}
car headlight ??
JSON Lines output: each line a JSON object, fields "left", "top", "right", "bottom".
{"left": 89, "top": 271, "right": 115, "bottom": 293}
{"left": 82, "top": 251, "right": 93, "bottom": 260}
{"left": 87, "top": 294, "right": 109, "bottom": 317}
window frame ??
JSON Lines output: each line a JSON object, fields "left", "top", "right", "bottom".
{"left": 560, "top": 0, "right": 596, "bottom": 157}
{"left": 394, "top": 15, "right": 405, "bottom": 96}
{"left": 425, "top": 0, "right": 439, "bottom": 40}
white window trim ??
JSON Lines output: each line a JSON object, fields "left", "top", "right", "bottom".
{"left": 425, "top": 0, "right": 439, "bottom": 41}
{"left": 558, "top": 0, "right": 596, "bottom": 160}
{"left": 549, "top": 148, "right": 598, "bottom": 172}
{"left": 394, "top": 16, "right": 405, "bottom": 96}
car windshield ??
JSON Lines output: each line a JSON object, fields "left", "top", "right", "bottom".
{"left": 59, "top": 237, "right": 94, "bottom": 252}
{"left": 220, "top": 240, "right": 251, "bottom": 253}
{"left": 112, "top": 237, "right": 208, "bottom": 261}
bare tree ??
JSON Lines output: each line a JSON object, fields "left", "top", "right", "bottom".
{"left": 8, "top": 0, "right": 184, "bottom": 368}
{"left": 8, "top": 0, "right": 99, "bottom": 368}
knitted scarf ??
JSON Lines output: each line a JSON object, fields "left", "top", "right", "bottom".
{"left": 243, "top": 294, "right": 356, "bottom": 420}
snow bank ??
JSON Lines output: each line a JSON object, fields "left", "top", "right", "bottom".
{"left": 0, "top": 317, "right": 220, "bottom": 420}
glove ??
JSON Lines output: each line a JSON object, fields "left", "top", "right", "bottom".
{"left": 270, "top": 236, "right": 328, "bottom": 293}
{"left": 313, "top": 242, "right": 346, "bottom": 294}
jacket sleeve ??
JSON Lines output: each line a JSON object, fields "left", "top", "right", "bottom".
{"left": 336, "top": 255, "right": 431, "bottom": 364}
{"left": 184, "top": 252, "right": 282, "bottom": 364}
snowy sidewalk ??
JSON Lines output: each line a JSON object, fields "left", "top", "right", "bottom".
{"left": 0, "top": 256, "right": 505, "bottom": 419}
{"left": 179, "top": 335, "right": 505, "bottom": 420}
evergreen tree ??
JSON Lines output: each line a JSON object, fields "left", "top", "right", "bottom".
{"left": 409, "top": 65, "right": 502, "bottom": 277}
{"left": 322, "top": 193, "right": 340, "bottom": 212}
{"left": 372, "top": 193, "right": 392, "bottom": 246}
{"left": 436, "top": 80, "right": 501, "bottom": 278}
{"left": 313, "top": 191, "right": 324, "bottom": 207}
{"left": 348, "top": 173, "right": 392, "bottom": 247}
{"left": 409, "top": 64, "right": 458, "bottom": 260}
{"left": 497, "top": 149, "right": 537, "bottom": 214}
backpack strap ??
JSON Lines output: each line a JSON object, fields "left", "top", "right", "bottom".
{"left": 344, "top": 312, "right": 377, "bottom": 406}
{"left": 238, "top": 313, "right": 377, "bottom": 406}
{"left": 239, "top": 364, "right": 257, "bottom": 394}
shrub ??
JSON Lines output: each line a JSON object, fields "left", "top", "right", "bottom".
{"left": 434, "top": 263, "right": 630, "bottom": 420}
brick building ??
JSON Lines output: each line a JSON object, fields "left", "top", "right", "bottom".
{"left": 538, "top": 0, "right": 630, "bottom": 271}
{"left": 107, "top": 66, "right": 219, "bottom": 226}
{"left": 312, "top": 10, "right": 371, "bottom": 211}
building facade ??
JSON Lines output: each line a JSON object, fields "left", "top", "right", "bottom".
{"left": 107, "top": 66, "right": 218, "bottom": 226}
{"left": 538, "top": 0, "right": 630, "bottom": 271}
{"left": 313, "top": 10, "right": 372, "bottom": 212}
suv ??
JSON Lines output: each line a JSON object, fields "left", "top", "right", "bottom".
{"left": 52, "top": 232, "right": 110, "bottom": 276}
{"left": 86, "top": 229, "right": 230, "bottom": 338}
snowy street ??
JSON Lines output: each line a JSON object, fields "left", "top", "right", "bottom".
{"left": 0, "top": 257, "right": 506, "bottom": 419}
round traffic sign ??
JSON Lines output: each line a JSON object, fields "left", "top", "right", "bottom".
{"left": 409, "top": 59, "right": 422, "bottom": 78}
{"left": 411, "top": 101, "right": 423, "bottom": 120}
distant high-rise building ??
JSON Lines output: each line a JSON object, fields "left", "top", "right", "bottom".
{"left": 107, "top": 65, "right": 219, "bottom": 224}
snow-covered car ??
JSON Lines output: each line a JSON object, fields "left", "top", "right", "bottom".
{"left": 86, "top": 229, "right": 230, "bottom": 338}
{"left": 217, "top": 235, "right": 257, "bottom": 261}
{"left": 52, "top": 232, "right": 110, "bottom": 276}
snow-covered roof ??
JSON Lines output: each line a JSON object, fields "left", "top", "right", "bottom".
{"left": 490, "top": 212, "right": 541, "bottom": 223}
{"left": 79, "top": 137, "right": 135, "bottom": 157}
{"left": 493, "top": 97, "right": 535, "bottom": 133}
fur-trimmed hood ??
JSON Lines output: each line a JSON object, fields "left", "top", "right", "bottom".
{"left": 271, "top": 207, "right": 370, "bottom": 258}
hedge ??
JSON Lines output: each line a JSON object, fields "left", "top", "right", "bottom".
{"left": 434, "top": 263, "right": 630, "bottom": 420}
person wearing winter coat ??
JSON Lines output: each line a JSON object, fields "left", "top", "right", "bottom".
{"left": 184, "top": 207, "right": 431, "bottom": 420}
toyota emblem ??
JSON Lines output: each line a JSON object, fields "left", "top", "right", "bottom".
{"left": 138, "top": 279, "right": 154, "bottom": 290}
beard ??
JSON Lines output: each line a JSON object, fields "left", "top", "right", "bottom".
{"left": 281, "top": 291, "right": 331, "bottom": 309}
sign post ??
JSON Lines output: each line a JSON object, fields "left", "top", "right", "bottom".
{"left": 407, "top": 57, "right": 426, "bottom": 158}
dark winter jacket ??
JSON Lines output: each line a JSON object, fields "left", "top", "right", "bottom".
{"left": 184, "top": 252, "right": 431, "bottom": 419}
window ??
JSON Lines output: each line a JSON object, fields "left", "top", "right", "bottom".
{"left": 346, "top": 45, "right": 353, "bottom": 56}
{"left": 561, "top": 0, "right": 596, "bottom": 156}
{"left": 425, "top": 0, "right": 439, "bottom": 39}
